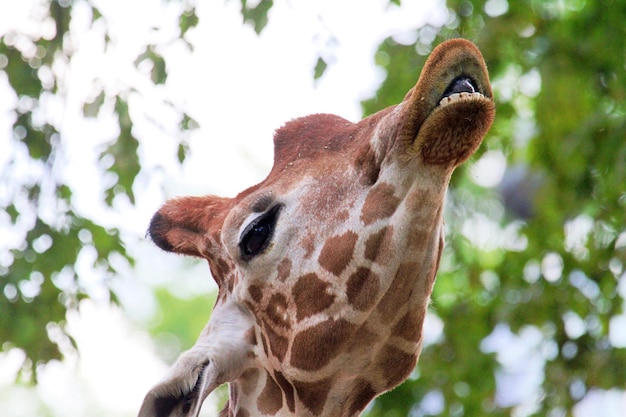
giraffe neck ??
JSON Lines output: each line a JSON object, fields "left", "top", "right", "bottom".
{"left": 221, "top": 172, "right": 449, "bottom": 417}
{"left": 223, "top": 369, "right": 378, "bottom": 417}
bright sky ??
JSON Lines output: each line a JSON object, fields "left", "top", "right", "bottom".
{"left": 0, "top": 1, "right": 623, "bottom": 416}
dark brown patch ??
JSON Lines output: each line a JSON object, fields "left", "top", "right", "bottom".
{"left": 239, "top": 368, "right": 260, "bottom": 396}
{"left": 260, "top": 331, "right": 269, "bottom": 357}
{"left": 248, "top": 285, "right": 263, "bottom": 303}
{"left": 347, "top": 378, "right": 377, "bottom": 416}
{"left": 300, "top": 233, "right": 316, "bottom": 259}
{"left": 292, "top": 273, "right": 335, "bottom": 321}
{"left": 264, "top": 293, "right": 290, "bottom": 329}
{"left": 290, "top": 318, "right": 356, "bottom": 371}
{"left": 335, "top": 209, "right": 350, "bottom": 223}
{"left": 377, "top": 262, "right": 418, "bottom": 324}
{"left": 376, "top": 345, "right": 417, "bottom": 389}
{"left": 265, "top": 326, "right": 289, "bottom": 362}
{"left": 274, "top": 371, "right": 295, "bottom": 412}
{"left": 355, "top": 142, "right": 381, "bottom": 186}
{"left": 318, "top": 231, "right": 358, "bottom": 276}
{"left": 360, "top": 183, "right": 400, "bottom": 226}
{"left": 423, "top": 232, "right": 444, "bottom": 291}
{"left": 227, "top": 274, "right": 235, "bottom": 293}
{"left": 392, "top": 309, "right": 424, "bottom": 343}
{"left": 346, "top": 267, "right": 380, "bottom": 311}
{"left": 210, "top": 257, "right": 232, "bottom": 283}
{"left": 257, "top": 374, "right": 283, "bottom": 415}
{"left": 259, "top": 293, "right": 290, "bottom": 361}
{"left": 347, "top": 324, "right": 380, "bottom": 353}
{"left": 293, "top": 378, "right": 333, "bottom": 416}
{"left": 364, "top": 226, "right": 394, "bottom": 264}
{"left": 277, "top": 258, "right": 292, "bottom": 282}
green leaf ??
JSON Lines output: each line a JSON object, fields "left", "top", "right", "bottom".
{"left": 179, "top": 112, "right": 199, "bottom": 131}
{"left": 313, "top": 56, "right": 327, "bottom": 81}
{"left": 16, "top": 113, "right": 56, "bottom": 161}
{"left": 179, "top": 8, "right": 199, "bottom": 37}
{"left": 82, "top": 90, "right": 106, "bottom": 118}
{"left": 0, "top": 43, "right": 42, "bottom": 98}
{"left": 177, "top": 141, "right": 189, "bottom": 164}
{"left": 134, "top": 46, "right": 168, "bottom": 85}
{"left": 101, "top": 97, "right": 141, "bottom": 205}
{"left": 240, "top": 0, "right": 274, "bottom": 34}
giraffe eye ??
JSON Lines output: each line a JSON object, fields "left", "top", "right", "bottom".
{"left": 239, "top": 205, "right": 282, "bottom": 260}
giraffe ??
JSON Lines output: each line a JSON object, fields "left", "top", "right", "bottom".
{"left": 138, "top": 38, "right": 495, "bottom": 417}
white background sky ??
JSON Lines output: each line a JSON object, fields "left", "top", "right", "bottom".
{"left": 0, "top": 0, "right": 624, "bottom": 416}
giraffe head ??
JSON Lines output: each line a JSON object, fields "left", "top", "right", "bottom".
{"left": 138, "top": 38, "right": 494, "bottom": 417}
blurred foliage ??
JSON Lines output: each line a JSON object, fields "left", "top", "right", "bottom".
{"left": 0, "top": 0, "right": 198, "bottom": 378}
{"left": 237, "top": 0, "right": 274, "bottom": 34}
{"left": 2, "top": 0, "right": 625, "bottom": 416}
{"left": 363, "top": 1, "right": 626, "bottom": 416}
{"left": 148, "top": 288, "right": 216, "bottom": 363}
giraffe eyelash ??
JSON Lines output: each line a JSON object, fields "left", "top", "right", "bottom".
{"left": 250, "top": 194, "right": 275, "bottom": 213}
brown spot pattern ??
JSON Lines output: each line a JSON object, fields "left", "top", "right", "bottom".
{"left": 364, "top": 226, "right": 394, "bottom": 264}
{"left": 274, "top": 371, "right": 295, "bottom": 412}
{"left": 376, "top": 344, "right": 417, "bottom": 389}
{"left": 300, "top": 233, "right": 316, "bottom": 259}
{"left": 210, "top": 257, "right": 232, "bottom": 283}
{"left": 392, "top": 309, "right": 424, "bottom": 343}
{"left": 293, "top": 378, "right": 333, "bottom": 416}
{"left": 292, "top": 273, "right": 335, "bottom": 321}
{"left": 347, "top": 378, "right": 377, "bottom": 416}
{"left": 360, "top": 183, "right": 400, "bottom": 226}
{"left": 238, "top": 369, "right": 260, "bottom": 396}
{"left": 335, "top": 209, "right": 350, "bottom": 223}
{"left": 346, "top": 267, "right": 380, "bottom": 311}
{"left": 261, "top": 293, "right": 290, "bottom": 361}
{"left": 257, "top": 375, "right": 283, "bottom": 415}
{"left": 377, "top": 262, "right": 418, "bottom": 324}
{"left": 248, "top": 285, "right": 262, "bottom": 303}
{"left": 264, "top": 293, "right": 290, "bottom": 329}
{"left": 277, "top": 258, "right": 292, "bottom": 282}
{"left": 264, "top": 326, "right": 289, "bottom": 362}
{"left": 318, "top": 231, "right": 358, "bottom": 276}
{"left": 347, "top": 324, "right": 380, "bottom": 353}
{"left": 290, "top": 318, "right": 356, "bottom": 371}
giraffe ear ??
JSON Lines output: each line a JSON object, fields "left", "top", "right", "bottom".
{"left": 148, "top": 195, "right": 232, "bottom": 258}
